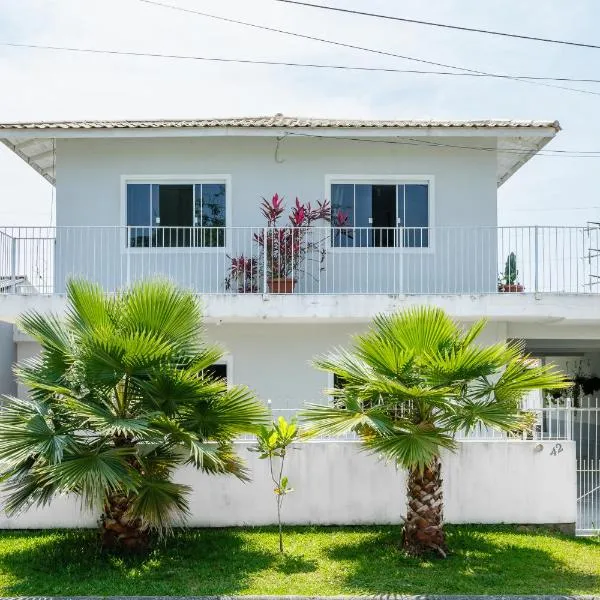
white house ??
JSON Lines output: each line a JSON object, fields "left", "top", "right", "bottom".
{"left": 0, "top": 114, "right": 598, "bottom": 532}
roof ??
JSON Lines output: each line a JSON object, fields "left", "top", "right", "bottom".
{"left": 0, "top": 114, "right": 560, "bottom": 186}
{"left": 0, "top": 115, "right": 561, "bottom": 131}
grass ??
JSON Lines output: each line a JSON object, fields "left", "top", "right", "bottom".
{"left": 0, "top": 525, "right": 598, "bottom": 595}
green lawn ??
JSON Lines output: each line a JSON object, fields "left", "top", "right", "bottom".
{"left": 0, "top": 525, "right": 598, "bottom": 595}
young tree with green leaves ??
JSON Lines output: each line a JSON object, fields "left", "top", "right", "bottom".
{"left": 251, "top": 416, "right": 299, "bottom": 552}
{"left": 302, "top": 307, "right": 568, "bottom": 558}
{"left": 0, "top": 279, "right": 269, "bottom": 552}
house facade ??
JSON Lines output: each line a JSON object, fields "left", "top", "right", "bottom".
{"left": 0, "top": 114, "right": 598, "bottom": 531}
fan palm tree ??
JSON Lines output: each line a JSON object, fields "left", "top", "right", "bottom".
{"left": 0, "top": 279, "right": 269, "bottom": 551}
{"left": 302, "top": 307, "right": 568, "bottom": 558}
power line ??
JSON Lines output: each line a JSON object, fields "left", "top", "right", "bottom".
{"left": 274, "top": 0, "right": 600, "bottom": 50}
{"left": 282, "top": 132, "right": 600, "bottom": 158}
{"left": 5, "top": 40, "right": 600, "bottom": 85}
{"left": 133, "top": 0, "right": 600, "bottom": 98}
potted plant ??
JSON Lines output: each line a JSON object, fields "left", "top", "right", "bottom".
{"left": 254, "top": 194, "right": 330, "bottom": 293}
{"left": 498, "top": 252, "right": 524, "bottom": 292}
{"left": 224, "top": 254, "right": 258, "bottom": 293}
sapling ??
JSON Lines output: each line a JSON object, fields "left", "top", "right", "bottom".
{"left": 251, "top": 416, "right": 299, "bottom": 552}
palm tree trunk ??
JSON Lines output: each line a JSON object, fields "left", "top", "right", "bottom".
{"left": 100, "top": 493, "right": 149, "bottom": 552}
{"left": 403, "top": 457, "right": 447, "bottom": 557}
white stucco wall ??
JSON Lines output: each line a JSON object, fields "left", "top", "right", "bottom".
{"left": 0, "top": 321, "right": 16, "bottom": 397}
{"left": 15, "top": 320, "right": 507, "bottom": 407}
{"left": 0, "top": 440, "right": 576, "bottom": 529}
{"left": 50, "top": 135, "right": 498, "bottom": 295}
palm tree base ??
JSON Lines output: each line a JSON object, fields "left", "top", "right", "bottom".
{"left": 100, "top": 495, "right": 150, "bottom": 553}
{"left": 402, "top": 459, "right": 447, "bottom": 558}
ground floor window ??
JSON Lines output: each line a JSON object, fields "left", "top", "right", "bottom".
{"left": 204, "top": 363, "right": 228, "bottom": 381}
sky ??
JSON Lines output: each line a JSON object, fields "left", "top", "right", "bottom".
{"left": 0, "top": 0, "right": 599, "bottom": 227}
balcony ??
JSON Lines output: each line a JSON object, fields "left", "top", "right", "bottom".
{"left": 0, "top": 225, "right": 598, "bottom": 297}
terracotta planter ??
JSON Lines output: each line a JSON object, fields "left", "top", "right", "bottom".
{"left": 499, "top": 283, "right": 524, "bottom": 293}
{"left": 267, "top": 278, "right": 295, "bottom": 293}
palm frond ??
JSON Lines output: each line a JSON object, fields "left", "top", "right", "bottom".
{"left": 126, "top": 478, "right": 191, "bottom": 534}
{"left": 64, "top": 398, "right": 158, "bottom": 439}
{"left": 187, "top": 387, "right": 270, "bottom": 438}
{"left": 0, "top": 396, "right": 76, "bottom": 466}
{"left": 65, "top": 279, "right": 114, "bottom": 336}
{"left": 493, "top": 358, "right": 569, "bottom": 403}
{"left": 442, "top": 397, "right": 524, "bottom": 434}
{"left": 42, "top": 447, "right": 139, "bottom": 510}
{"left": 2, "top": 469, "right": 58, "bottom": 516}
{"left": 368, "top": 306, "right": 461, "bottom": 354}
{"left": 459, "top": 318, "right": 487, "bottom": 347}
{"left": 301, "top": 401, "right": 398, "bottom": 438}
{"left": 119, "top": 279, "right": 203, "bottom": 354}
{"left": 424, "top": 342, "right": 519, "bottom": 386}
{"left": 362, "top": 423, "right": 456, "bottom": 471}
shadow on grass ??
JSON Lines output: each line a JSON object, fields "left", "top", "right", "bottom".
{"left": 273, "top": 552, "right": 318, "bottom": 574}
{"left": 0, "top": 528, "right": 275, "bottom": 596}
{"left": 325, "top": 524, "right": 600, "bottom": 595}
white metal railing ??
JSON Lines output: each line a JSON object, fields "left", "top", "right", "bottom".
{"left": 238, "top": 402, "right": 573, "bottom": 442}
{"left": 0, "top": 225, "right": 598, "bottom": 295}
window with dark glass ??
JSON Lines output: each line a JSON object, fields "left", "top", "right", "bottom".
{"left": 204, "top": 363, "right": 227, "bottom": 381}
{"left": 126, "top": 182, "right": 226, "bottom": 248}
{"left": 331, "top": 182, "right": 429, "bottom": 248}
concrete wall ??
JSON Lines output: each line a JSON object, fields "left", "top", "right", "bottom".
{"left": 51, "top": 135, "right": 499, "bottom": 295}
{"left": 0, "top": 321, "right": 15, "bottom": 397}
{"left": 0, "top": 440, "right": 576, "bottom": 529}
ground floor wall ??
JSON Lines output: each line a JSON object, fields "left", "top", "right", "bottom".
{"left": 0, "top": 440, "right": 576, "bottom": 529}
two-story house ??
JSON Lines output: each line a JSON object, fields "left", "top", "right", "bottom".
{"left": 1, "top": 115, "right": 598, "bottom": 400}
{"left": 0, "top": 114, "right": 598, "bottom": 532}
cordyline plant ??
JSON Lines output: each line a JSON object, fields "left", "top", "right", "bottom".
{"left": 251, "top": 416, "right": 299, "bottom": 553}
{"left": 0, "top": 279, "right": 269, "bottom": 552}
{"left": 301, "top": 306, "right": 568, "bottom": 558}
{"left": 253, "top": 194, "right": 330, "bottom": 281}
{"left": 225, "top": 254, "right": 258, "bottom": 293}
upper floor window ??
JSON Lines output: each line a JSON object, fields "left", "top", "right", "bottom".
{"left": 126, "top": 181, "right": 226, "bottom": 248}
{"left": 330, "top": 181, "right": 429, "bottom": 248}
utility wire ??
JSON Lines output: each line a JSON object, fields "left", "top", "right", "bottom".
{"left": 134, "top": 0, "right": 600, "bottom": 97}
{"left": 5, "top": 40, "right": 600, "bottom": 85}
{"left": 275, "top": 0, "right": 600, "bottom": 50}
{"left": 283, "top": 132, "right": 600, "bottom": 158}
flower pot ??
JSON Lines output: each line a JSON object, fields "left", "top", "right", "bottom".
{"left": 499, "top": 283, "right": 524, "bottom": 293}
{"left": 267, "top": 278, "right": 295, "bottom": 293}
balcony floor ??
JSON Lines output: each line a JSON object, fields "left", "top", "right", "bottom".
{"left": 3, "top": 291, "right": 600, "bottom": 325}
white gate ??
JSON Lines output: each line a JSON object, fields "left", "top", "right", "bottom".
{"left": 574, "top": 397, "right": 600, "bottom": 535}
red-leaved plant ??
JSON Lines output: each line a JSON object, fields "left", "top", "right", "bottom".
{"left": 224, "top": 254, "right": 258, "bottom": 293}
{"left": 253, "top": 194, "right": 331, "bottom": 282}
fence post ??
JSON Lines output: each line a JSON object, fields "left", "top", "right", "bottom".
{"left": 534, "top": 225, "right": 539, "bottom": 293}
{"left": 263, "top": 226, "right": 268, "bottom": 294}
{"left": 10, "top": 237, "right": 16, "bottom": 295}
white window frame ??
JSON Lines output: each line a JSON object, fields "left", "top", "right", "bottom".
{"left": 120, "top": 174, "right": 232, "bottom": 253}
{"left": 325, "top": 174, "right": 435, "bottom": 254}
{"left": 209, "top": 354, "right": 234, "bottom": 389}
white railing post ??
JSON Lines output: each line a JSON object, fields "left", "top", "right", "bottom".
{"left": 10, "top": 236, "right": 16, "bottom": 295}
{"left": 263, "top": 226, "right": 268, "bottom": 294}
{"left": 534, "top": 225, "right": 539, "bottom": 293}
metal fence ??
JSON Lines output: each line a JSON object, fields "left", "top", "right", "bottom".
{"left": 0, "top": 225, "right": 598, "bottom": 295}
{"left": 238, "top": 402, "right": 574, "bottom": 443}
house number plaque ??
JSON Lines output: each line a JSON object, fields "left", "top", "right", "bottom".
{"left": 550, "top": 443, "right": 563, "bottom": 456}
